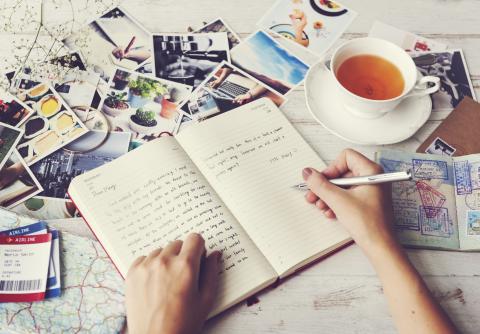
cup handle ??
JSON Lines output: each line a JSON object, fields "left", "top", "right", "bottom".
{"left": 404, "top": 76, "right": 441, "bottom": 99}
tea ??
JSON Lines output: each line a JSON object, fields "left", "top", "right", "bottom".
{"left": 336, "top": 55, "right": 405, "bottom": 100}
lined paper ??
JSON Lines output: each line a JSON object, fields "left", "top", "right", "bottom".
{"left": 69, "top": 137, "right": 276, "bottom": 315}
{"left": 178, "top": 99, "right": 350, "bottom": 276}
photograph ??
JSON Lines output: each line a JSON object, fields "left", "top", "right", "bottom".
{"left": 11, "top": 83, "right": 88, "bottom": 166}
{"left": 194, "top": 18, "right": 241, "bottom": 49}
{"left": 152, "top": 33, "right": 230, "bottom": 88}
{"left": 62, "top": 6, "right": 153, "bottom": 84}
{"left": 101, "top": 67, "right": 192, "bottom": 142}
{"left": 30, "top": 131, "right": 131, "bottom": 200}
{"left": 410, "top": 50, "right": 476, "bottom": 111}
{"left": 0, "top": 89, "right": 34, "bottom": 126}
{"left": 258, "top": 0, "right": 357, "bottom": 57}
{"left": 0, "top": 150, "right": 43, "bottom": 208}
{"left": 231, "top": 30, "right": 310, "bottom": 95}
{"left": 369, "top": 21, "right": 447, "bottom": 52}
{"left": 425, "top": 137, "right": 457, "bottom": 156}
{"left": 0, "top": 122, "right": 24, "bottom": 171}
{"left": 176, "top": 61, "right": 287, "bottom": 132}
{"left": 10, "top": 197, "right": 80, "bottom": 220}
{"left": 8, "top": 63, "right": 102, "bottom": 128}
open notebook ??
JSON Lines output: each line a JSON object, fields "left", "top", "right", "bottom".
{"left": 68, "top": 98, "right": 351, "bottom": 317}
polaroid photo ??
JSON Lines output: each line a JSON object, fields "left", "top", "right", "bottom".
{"left": 10, "top": 196, "right": 79, "bottom": 220}
{"left": 175, "top": 61, "right": 287, "bottom": 132}
{"left": 409, "top": 49, "right": 476, "bottom": 111}
{"left": 62, "top": 6, "right": 153, "bottom": 84}
{"left": 369, "top": 21, "right": 447, "bottom": 52}
{"left": 231, "top": 30, "right": 310, "bottom": 96}
{"left": 0, "top": 89, "right": 34, "bottom": 127}
{"left": 11, "top": 83, "right": 88, "bottom": 166}
{"left": 8, "top": 64, "right": 101, "bottom": 125}
{"left": 194, "top": 18, "right": 242, "bottom": 49}
{"left": 101, "top": 67, "right": 192, "bottom": 142}
{"left": 30, "top": 131, "right": 131, "bottom": 200}
{"left": 0, "top": 150, "right": 43, "bottom": 209}
{"left": 152, "top": 33, "right": 230, "bottom": 89}
{"left": 425, "top": 137, "right": 457, "bottom": 156}
{"left": 258, "top": 0, "right": 357, "bottom": 57}
{"left": 0, "top": 122, "right": 24, "bottom": 171}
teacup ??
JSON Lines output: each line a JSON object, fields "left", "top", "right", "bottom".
{"left": 329, "top": 37, "right": 440, "bottom": 119}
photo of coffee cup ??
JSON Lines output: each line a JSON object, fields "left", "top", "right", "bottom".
{"left": 329, "top": 37, "right": 440, "bottom": 119}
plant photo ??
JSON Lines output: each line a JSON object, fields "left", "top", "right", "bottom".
{"left": 101, "top": 67, "right": 192, "bottom": 142}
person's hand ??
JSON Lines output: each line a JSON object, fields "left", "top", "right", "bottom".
{"left": 125, "top": 233, "right": 222, "bottom": 334}
{"left": 0, "top": 162, "right": 25, "bottom": 190}
{"left": 233, "top": 93, "right": 252, "bottom": 105}
{"left": 112, "top": 46, "right": 126, "bottom": 60}
{"left": 290, "top": 10, "right": 308, "bottom": 32}
{"left": 112, "top": 47, "right": 151, "bottom": 63}
{"left": 209, "top": 78, "right": 223, "bottom": 89}
{"left": 302, "top": 149, "right": 396, "bottom": 255}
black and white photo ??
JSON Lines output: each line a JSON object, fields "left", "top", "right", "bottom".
{"left": 425, "top": 137, "right": 457, "bottom": 156}
{"left": 411, "top": 50, "right": 476, "bottom": 111}
{"left": 152, "top": 33, "right": 230, "bottom": 88}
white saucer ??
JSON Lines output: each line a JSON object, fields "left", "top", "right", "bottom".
{"left": 305, "top": 62, "right": 432, "bottom": 145}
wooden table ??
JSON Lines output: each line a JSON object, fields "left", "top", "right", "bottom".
{"left": 15, "top": 0, "right": 480, "bottom": 332}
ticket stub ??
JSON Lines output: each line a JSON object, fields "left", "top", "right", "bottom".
{"left": 0, "top": 234, "right": 52, "bottom": 302}
{"left": 0, "top": 222, "right": 61, "bottom": 298}
{"left": 45, "top": 229, "right": 61, "bottom": 298}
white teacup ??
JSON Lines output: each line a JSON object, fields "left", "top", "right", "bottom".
{"left": 330, "top": 37, "right": 440, "bottom": 119}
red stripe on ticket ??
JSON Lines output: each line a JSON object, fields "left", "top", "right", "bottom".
{"left": 0, "top": 234, "right": 52, "bottom": 245}
{"left": 0, "top": 292, "right": 45, "bottom": 303}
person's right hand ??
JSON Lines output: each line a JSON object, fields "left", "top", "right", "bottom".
{"left": 302, "top": 149, "right": 397, "bottom": 255}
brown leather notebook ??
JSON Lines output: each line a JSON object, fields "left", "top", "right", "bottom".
{"left": 417, "top": 97, "right": 480, "bottom": 156}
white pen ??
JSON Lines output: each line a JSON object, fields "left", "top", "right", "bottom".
{"left": 292, "top": 171, "right": 412, "bottom": 191}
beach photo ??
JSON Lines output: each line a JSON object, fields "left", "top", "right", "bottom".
{"left": 101, "top": 67, "right": 192, "bottom": 142}
{"left": 410, "top": 50, "right": 476, "bottom": 111}
{"left": 0, "top": 90, "right": 34, "bottom": 127}
{"left": 258, "top": 0, "right": 357, "bottom": 56}
{"left": 176, "top": 61, "right": 286, "bottom": 132}
{"left": 30, "top": 131, "right": 131, "bottom": 200}
{"left": 63, "top": 6, "right": 153, "bottom": 83}
{"left": 195, "top": 18, "right": 241, "bottom": 49}
{"left": 0, "top": 122, "right": 24, "bottom": 171}
{"left": 0, "top": 150, "right": 43, "bottom": 208}
{"left": 13, "top": 83, "right": 88, "bottom": 166}
{"left": 153, "top": 33, "right": 230, "bottom": 88}
{"left": 231, "top": 30, "right": 310, "bottom": 95}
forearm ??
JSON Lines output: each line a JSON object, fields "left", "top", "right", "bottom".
{"left": 366, "top": 240, "right": 457, "bottom": 334}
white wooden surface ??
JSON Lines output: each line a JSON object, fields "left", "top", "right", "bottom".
{"left": 15, "top": 0, "right": 480, "bottom": 333}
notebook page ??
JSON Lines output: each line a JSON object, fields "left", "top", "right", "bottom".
{"left": 177, "top": 99, "right": 350, "bottom": 276}
{"left": 69, "top": 137, "right": 277, "bottom": 316}
{"left": 453, "top": 155, "right": 480, "bottom": 251}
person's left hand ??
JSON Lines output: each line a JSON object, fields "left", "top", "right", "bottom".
{"left": 125, "top": 233, "right": 221, "bottom": 334}
{"left": 112, "top": 46, "right": 126, "bottom": 60}
{"left": 233, "top": 93, "right": 252, "bottom": 105}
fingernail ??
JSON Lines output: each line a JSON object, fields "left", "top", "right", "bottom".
{"left": 303, "top": 168, "right": 313, "bottom": 181}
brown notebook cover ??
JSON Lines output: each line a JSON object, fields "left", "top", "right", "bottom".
{"left": 417, "top": 97, "right": 480, "bottom": 156}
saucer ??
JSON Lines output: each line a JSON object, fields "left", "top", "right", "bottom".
{"left": 305, "top": 62, "right": 432, "bottom": 145}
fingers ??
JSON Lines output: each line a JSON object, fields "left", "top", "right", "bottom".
{"left": 324, "top": 149, "right": 383, "bottom": 179}
{"left": 199, "top": 251, "right": 221, "bottom": 308}
{"left": 303, "top": 168, "right": 345, "bottom": 208}
{"left": 162, "top": 240, "right": 183, "bottom": 257}
{"left": 180, "top": 233, "right": 206, "bottom": 281}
